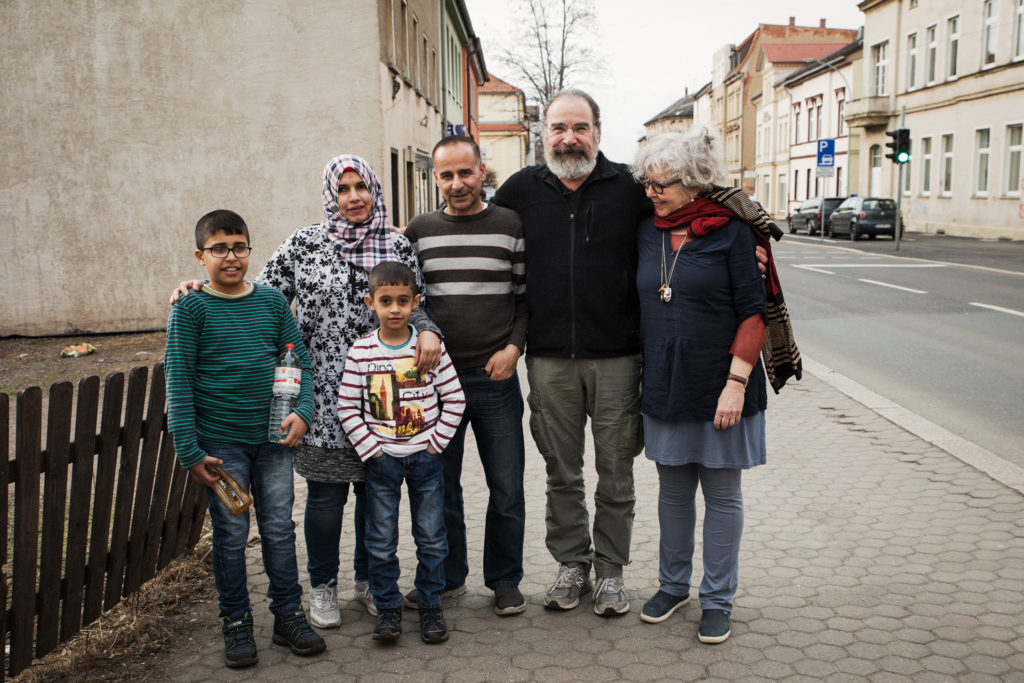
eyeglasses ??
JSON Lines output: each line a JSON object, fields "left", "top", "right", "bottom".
{"left": 640, "top": 178, "right": 682, "bottom": 195}
{"left": 201, "top": 245, "right": 252, "bottom": 258}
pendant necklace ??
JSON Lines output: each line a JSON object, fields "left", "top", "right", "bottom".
{"left": 659, "top": 229, "right": 689, "bottom": 303}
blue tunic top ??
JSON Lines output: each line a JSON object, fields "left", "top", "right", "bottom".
{"left": 636, "top": 216, "right": 768, "bottom": 469}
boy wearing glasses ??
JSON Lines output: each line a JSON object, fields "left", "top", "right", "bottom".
{"left": 165, "top": 209, "right": 325, "bottom": 668}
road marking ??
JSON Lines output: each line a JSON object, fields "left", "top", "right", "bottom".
{"left": 781, "top": 239, "right": 1024, "bottom": 277}
{"left": 791, "top": 264, "right": 835, "bottom": 274}
{"left": 797, "top": 263, "right": 945, "bottom": 268}
{"left": 857, "top": 278, "right": 927, "bottom": 294}
{"left": 970, "top": 302, "right": 1024, "bottom": 318}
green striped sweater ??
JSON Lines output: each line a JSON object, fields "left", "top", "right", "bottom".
{"left": 165, "top": 283, "right": 314, "bottom": 468}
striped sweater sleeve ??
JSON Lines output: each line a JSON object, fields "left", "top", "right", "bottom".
{"left": 336, "top": 340, "right": 381, "bottom": 461}
{"left": 164, "top": 303, "right": 205, "bottom": 469}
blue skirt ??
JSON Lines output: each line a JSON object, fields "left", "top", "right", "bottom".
{"left": 643, "top": 411, "right": 766, "bottom": 469}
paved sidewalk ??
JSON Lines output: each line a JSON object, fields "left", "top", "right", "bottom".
{"left": 167, "top": 366, "right": 1024, "bottom": 681}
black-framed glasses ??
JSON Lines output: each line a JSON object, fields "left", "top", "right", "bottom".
{"left": 640, "top": 178, "right": 682, "bottom": 195}
{"left": 201, "top": 245, "right": 253, "bottom": 258}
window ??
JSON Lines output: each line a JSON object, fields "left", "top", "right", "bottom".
{"left": 907, "top": 33, "right": 918, "bottom": 89}
{"left": 807, "top": 100, "right": 815, "bottom": 140}
{"left": 836, "top": 166, "right": 844, "bottom": 196}
{"left": 816, "top": 103, "right": 823, "bottom": 139}
{"left": 1016, "top": 0, "right": 1024, "bottom": 60}
{"left": 794, "top": 169, "right": 799, "bottom": 199}
{"left": 805, "top": 169, "right": 811, "bottom": 199}
{"left": 1006, "top": 124, "right": 1022, "bottom": 195}
{"left": 794, "top": 107, "right": 801, "bottom": 144}
{"left": 763, "top": 176, "right": 771, "bottom": 211}
{"left": 778, "top": 120, "right": 788, "bottom": 152}
{"left": 837, "top": 98, "right": 846, "bottom": 136}
{"left": 947, "top": 16, "right": 959, "bottom": 79}
{"left": 926, "top": 25, "right": 938, "bottom": 84}
{"left": 872, "top": 41, "right": 889, "bottom": 96}
{"left": 975, "top": 129, "right": 991, "bottom": 194}
{"left": 983, "top": 1, "right": 998, "bottom": 67}
{"left": 903, "top": 154, "right": 912, "bottom": 194}
{"left": 921, "top": 137, "right": 933, "bottom": 194}
{"left": 779, "top": 173, "right": 787, "bottom": 210}
{"left": 941, "top": 134, "right": 954, "bottom": 195}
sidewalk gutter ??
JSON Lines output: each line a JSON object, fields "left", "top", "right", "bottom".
{"left": 803, "top": 355, "right": 1024, "bottom": 495}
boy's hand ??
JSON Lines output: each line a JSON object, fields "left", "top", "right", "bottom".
{"left": 273, "top": 412, "right": 308, "bottom": 447}
{"left": 414, "top": 331, "right": 442, "bottom": 373}
{"left": 189, "top": 456, "right": 224, "bottom": 488}
{"left": 484, "top": 344, "right": 521, "bottom": 381}
{"left": 168, "top": 279, "right": 205, "bottom": 306}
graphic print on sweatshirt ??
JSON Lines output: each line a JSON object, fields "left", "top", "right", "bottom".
{"left": 364, "top": 356, "right": 431, "bottom": 439}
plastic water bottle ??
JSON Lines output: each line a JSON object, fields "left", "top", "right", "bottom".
{"left": 268, "top": 343, "right": 301, "bottom": 442}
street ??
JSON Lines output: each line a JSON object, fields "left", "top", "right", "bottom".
{"left": 777, "top": 231, "right": 1024, "bottom": 469}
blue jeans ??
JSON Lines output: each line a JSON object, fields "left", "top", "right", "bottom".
{"left": 441, "top": 369, "right": 525, "bottom": 590}
{"left": 365, "top": 451, "right": 447, "bottom": 610}
{"left": 199, "top": 441, "right": 303, "bottom": 618}
{"left": 656, "top": 463, "right": 744, "bottom": 610}
{"left": 304, "top": 480, "right": 368, "bottom": 586}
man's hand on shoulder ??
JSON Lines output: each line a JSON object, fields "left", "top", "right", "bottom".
{"left": 168, "top": 280, "right": 204, "bottom": 306}
{"left": 484, "top": 344, "right": 521, "bottom": 381}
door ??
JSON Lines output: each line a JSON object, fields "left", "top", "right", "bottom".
{"left": 869, "top": 144, "right": 883, "bottom": 196}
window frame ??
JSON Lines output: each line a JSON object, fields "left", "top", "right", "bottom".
{"left": 920, "top": 136, "right": 933, "bottom": 196}
{"left": 872, "top": 41, "right": 890, "bottom": 96}
{"left": 983, "top": 0, "right": 999, "bottom": 68}
{"left": 940, "top": 133, "right": 955, "bottom": 197}
{"left": 1015, "top": 0, "right": 1024, "bottom": 61}
{"left": 946, "top": 15, "right": 960, "bottom": 80}
{"left": 907, "top": 32, "right": 918, "bottom": 90}
{"left": 974, "top": 127, "right": 991, "bottom": 196}
{"left": 926, "top": 25, "right": 938, "bottom": 85}
{"left": 1005, "top": 122, "right": 1023, "bottom": 197}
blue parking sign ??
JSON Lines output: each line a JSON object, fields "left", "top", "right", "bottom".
{"left": 817, "top": 139, "right": 835, "bottom": 167}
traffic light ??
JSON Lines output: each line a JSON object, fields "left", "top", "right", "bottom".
{"left": 885, "top": 128, "right": 911, "bottom": 164}
{"left": 896, "top": 128, "right": 911, "bottom": 163}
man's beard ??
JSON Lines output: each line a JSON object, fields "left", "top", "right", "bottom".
{"left": 546, "top": 143, "right": 598, "bottom": 180}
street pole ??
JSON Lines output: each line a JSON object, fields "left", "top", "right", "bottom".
{"left": 895, "top": 106, "right": 906, "bottom": 252}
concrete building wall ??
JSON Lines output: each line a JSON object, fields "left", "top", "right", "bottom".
{"left": 1, "top": 0, "right": 382, "bottom": 336}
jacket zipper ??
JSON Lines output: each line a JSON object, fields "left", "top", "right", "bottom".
{"left": 568, "top": 209, "right": 576, "bottom": 358}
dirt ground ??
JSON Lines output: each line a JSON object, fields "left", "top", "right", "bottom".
{"left": 0, "top": 331, "right": 167, "bottom": 396}
{"left": 4, "top": 330, "right": 218, "bottom": 682}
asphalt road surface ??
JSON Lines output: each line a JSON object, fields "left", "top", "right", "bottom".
{"left": 776, "top": 231, "right": 1024, "bottom": 469}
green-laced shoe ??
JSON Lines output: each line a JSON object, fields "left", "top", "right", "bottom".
{"left": 221, "top": 611, "right": 258, "bottom": 668}
{"left": 272, "top": 606, "right": 326, "bottom": 656}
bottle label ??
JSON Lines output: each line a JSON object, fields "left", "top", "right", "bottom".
{"left": 273, "top": 366, "right": 302, "bottom": 395}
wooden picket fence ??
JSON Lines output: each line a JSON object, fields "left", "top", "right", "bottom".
{"left": 1, "top": 363, "right": 208, "bottom": 678}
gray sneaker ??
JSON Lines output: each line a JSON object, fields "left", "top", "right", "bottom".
{"left": 543, "top": 562, "right": 591, "bottom": 610}
{"left": 593, "top": 576, "right": 630, "bottom": 616}
{"left": 308, "top": 580, "right": 341, "bottom": 628}
{"left": 353, "top": 580, "right": 378, "bottom": 617}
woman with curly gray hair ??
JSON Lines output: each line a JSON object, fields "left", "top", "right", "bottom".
{"left": 632, "top": 129, "right": 769, "bottom": 644}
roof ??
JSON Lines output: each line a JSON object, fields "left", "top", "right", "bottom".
{"left": 644, "top": 92, "right": 695, "bottom": 126}
{"left": 781, "top": 36, "right": 863, "bottom": 87}
{"left": 480, "top": 73, "right": 523, "bottom": 93}
{"left": 761, "top": 43, "right": 849, "bottom": 64}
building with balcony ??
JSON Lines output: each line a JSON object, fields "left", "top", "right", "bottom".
{"left": 856, "top": 0, "right": 1024, "bottom": 239}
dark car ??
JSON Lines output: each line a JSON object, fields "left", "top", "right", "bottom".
{"left": 827, "top": 196, "right": 898, "bottom": 240}
{"left": 788, "top": 197, "right": 845, "bottom": 235}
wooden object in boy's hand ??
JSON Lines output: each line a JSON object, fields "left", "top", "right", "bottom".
{"left": 207, "top": 464, "right": 253, "bottom": 516}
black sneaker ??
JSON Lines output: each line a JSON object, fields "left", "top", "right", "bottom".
{"left": 698, "top": 608, "right": 732, "bottom": 644}
{"left": 373, "top": 607, "right": 403, "bottom": 641}
{"left": 640, "top": 589, "right": 690, "bottom": 624}
{"left": 419, "top": 606, "right": 449, "bottom": 644}
{"left": 221, "top": 611, "right": 258, "bottom": 668}
{"left": 272, "top": 607, "right": 326, "bottom": 656}
{"left": 493, "top": 585, "right": 527, "bottom": 616}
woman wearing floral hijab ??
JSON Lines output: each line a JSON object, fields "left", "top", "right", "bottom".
{"left": 172, "top": 155, "right": 441, "bottom": 628}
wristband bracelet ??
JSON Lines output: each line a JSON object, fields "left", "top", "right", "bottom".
{"left": 727, "top": 373, "right": 748, "bottom": 387}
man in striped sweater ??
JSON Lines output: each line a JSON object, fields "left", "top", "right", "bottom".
{"left": 401, "top": 135, "right": 530, "bottom": 617}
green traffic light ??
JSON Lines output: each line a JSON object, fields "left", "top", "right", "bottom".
{"left": 897, "top": 151, "right": 910, "bottom": 163}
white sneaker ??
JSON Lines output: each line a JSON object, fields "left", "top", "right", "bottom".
{"left": 308, "top": 580, "right": 341, "bottom": 628}
{"left": 354, "top": 579, "right": 378, "bottom": 616}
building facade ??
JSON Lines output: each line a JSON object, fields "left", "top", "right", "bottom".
{"left": 478, "top": 73, "right": 532, "bottom": 194}
{"left": 851, "top": 0, "right": 1024, "bottom": 239}
{"left": 1, "top": 0, "right": 487, "bottom": 335}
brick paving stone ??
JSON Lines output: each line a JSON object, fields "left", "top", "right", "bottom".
{"left": 155, "top": 369, "right": 1024, "bottom": 681}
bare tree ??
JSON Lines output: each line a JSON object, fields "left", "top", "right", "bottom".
{"left": 498, "top": 0, "right": 603, "bottom": 115}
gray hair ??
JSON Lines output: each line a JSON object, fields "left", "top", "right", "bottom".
{"left": 544, "top": 88, "right": 601, "bottom": 128}
{"left": 632, "top": 128, "right": 726, "bottom": 192}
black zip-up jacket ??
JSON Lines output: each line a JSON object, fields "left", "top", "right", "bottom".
{"left": 493, "top": 152, "right": 652, "bottom": 358}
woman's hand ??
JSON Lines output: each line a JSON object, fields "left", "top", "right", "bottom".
{"left": 755, "top": 246, "right": 768, "bottom": 275}
{"left": 714, "top": 382, "right": 746, "bottom": 430}
{"left": 415, "top": 330, "right": 442, "bottom": 373}
{"left": 169, "top": 280, "right": 204, "bottom": 305}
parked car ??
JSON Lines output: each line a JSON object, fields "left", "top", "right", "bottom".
{"left": 827, "top": 196, "right": 898, "bottom": 240}
{"left": 788, "top": 197, "right": 845, "bottom": 235}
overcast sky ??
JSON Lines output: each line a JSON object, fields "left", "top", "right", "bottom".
{"left": 464, "top": 0, "right": 865, "bottom": 163}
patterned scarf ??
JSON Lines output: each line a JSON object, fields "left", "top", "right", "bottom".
{"left": 696, "top": 186, "right": 803, "bottom": 394}
{"left": 320, "top": 155, "right": 393, "bottom": 272}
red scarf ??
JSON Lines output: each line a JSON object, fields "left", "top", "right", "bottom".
{"left": 653, "top": 197, "right": 736, "bottom": 236}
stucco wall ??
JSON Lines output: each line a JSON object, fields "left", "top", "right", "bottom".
{"left": 1, "top": 1, "right": 382, "bottom": 336}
